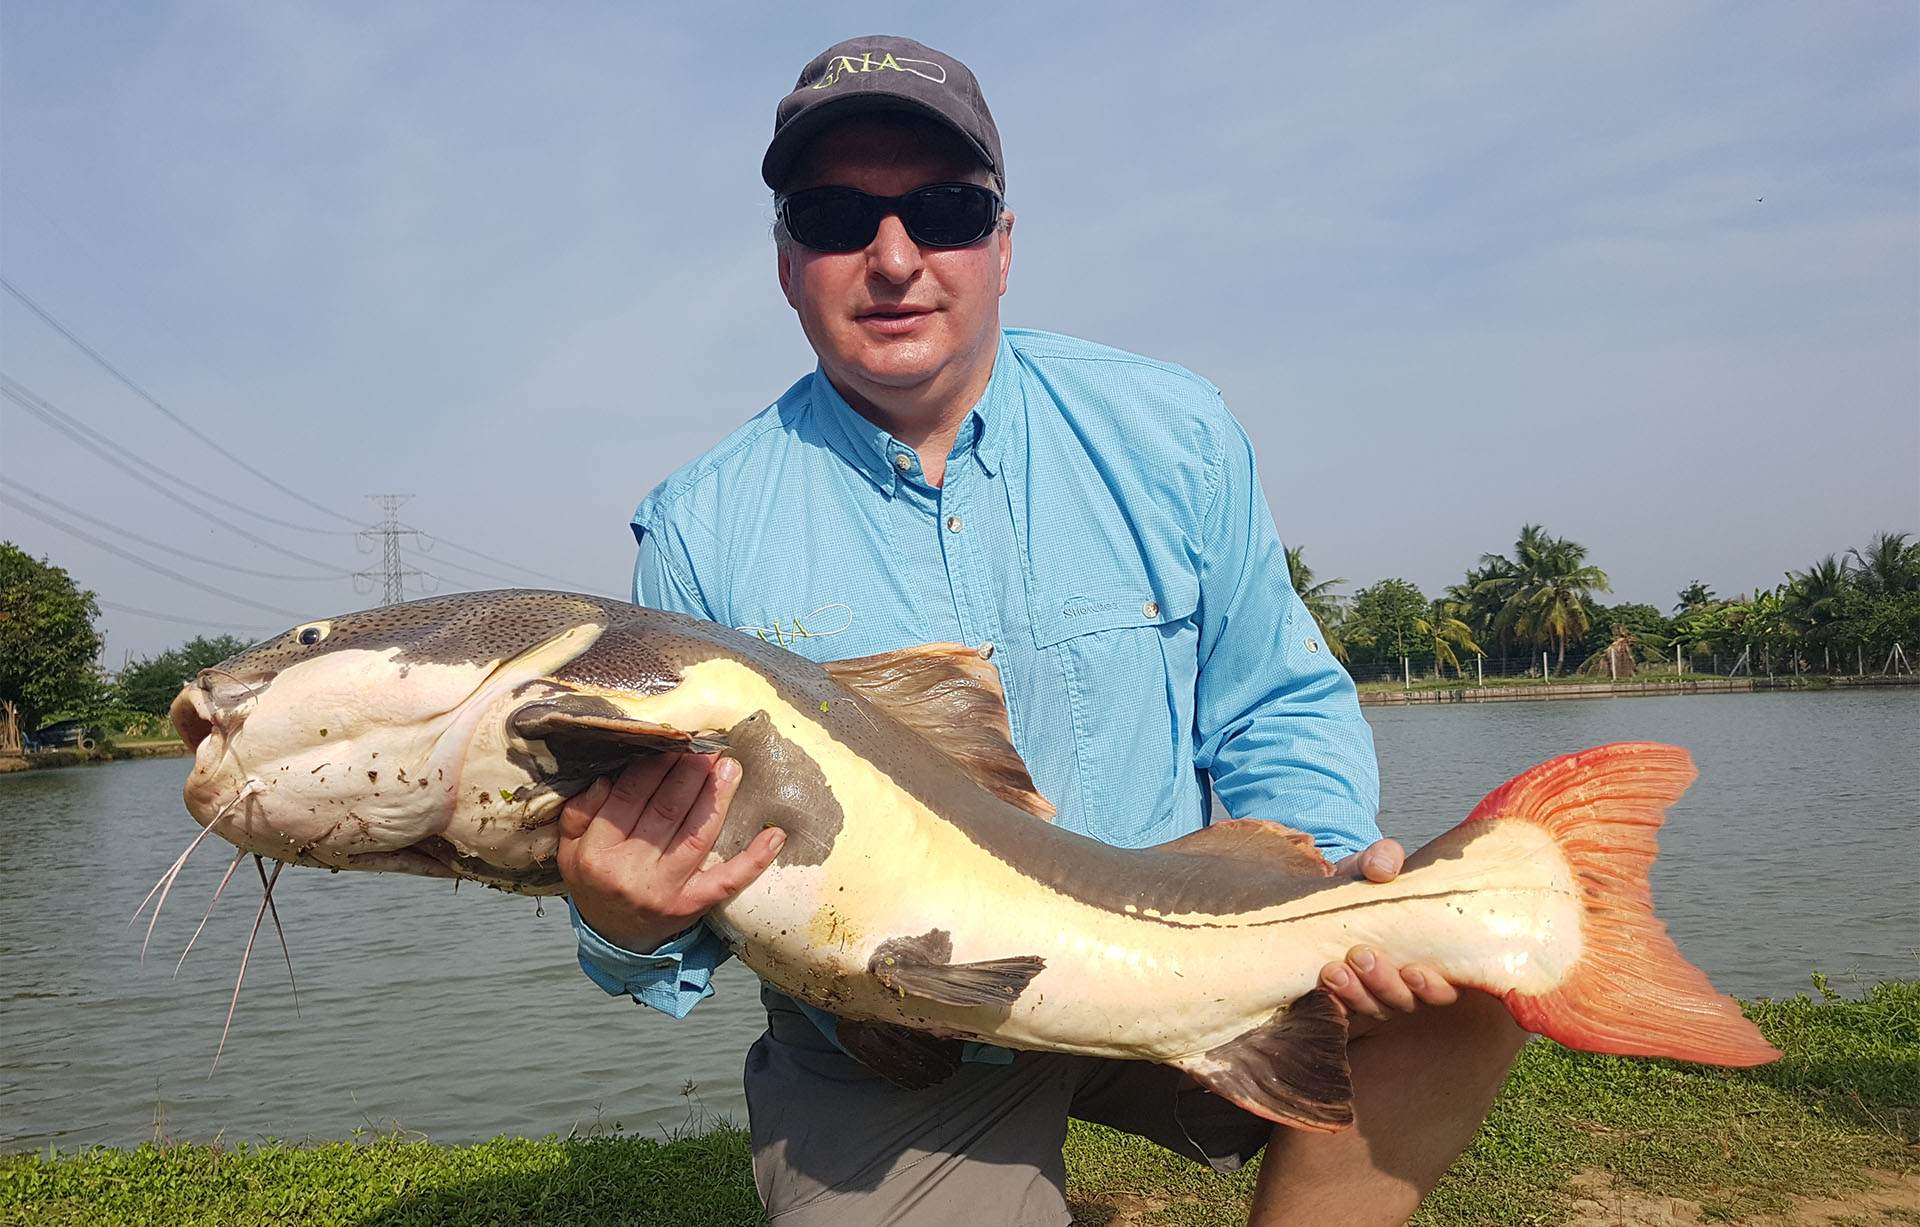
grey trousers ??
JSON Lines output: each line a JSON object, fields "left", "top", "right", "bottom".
{"left": 746, "top": 989, "right": 1272, "bottom": 1226}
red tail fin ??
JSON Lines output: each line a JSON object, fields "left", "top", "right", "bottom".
{"left": 1469, "top": 743, "right": 1780, "bottom": 1067}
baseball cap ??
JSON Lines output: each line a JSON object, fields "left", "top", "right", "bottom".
{"left": 762, "top": 36, "right": 1003, "bottom": 190}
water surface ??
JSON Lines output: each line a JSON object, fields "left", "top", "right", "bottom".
{"left": 2, "top": 688, "right": 1913, "bottom": 1151}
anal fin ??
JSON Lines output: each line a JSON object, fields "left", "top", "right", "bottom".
{"left": 868, "top": 929, "right": 1045, "bottom": 1008}
{"left": 836, "top": 1019, "right": 965, "bottom": 1091}
{"left": 1174, "top": 988, "right": 1353, "bottom": 1132}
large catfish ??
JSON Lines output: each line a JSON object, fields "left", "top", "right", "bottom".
{"left": 170, "top": 590, "right": 1777, "bottom": 1129}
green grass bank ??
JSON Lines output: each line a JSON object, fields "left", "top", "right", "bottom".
{"left": 5, "top": 978, "right": 1914, "bottom": 1226}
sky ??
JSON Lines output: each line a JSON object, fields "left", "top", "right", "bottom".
{"left": 2, "top": 1, "right": 1915, "bottom": 665}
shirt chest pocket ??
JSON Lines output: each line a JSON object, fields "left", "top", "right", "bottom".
{"left": 1027, "top": 576, "right": 1201, "bottom": 847}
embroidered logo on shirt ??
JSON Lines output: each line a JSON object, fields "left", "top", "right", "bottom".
{"left": 1061, "top": 596, "right": 1127, "bottom": 619}
{"left": 736, "top": 603, "right": 853, "bottom": 646}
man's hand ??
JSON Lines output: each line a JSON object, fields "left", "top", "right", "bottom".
{"left": 1319, "top": 838, "right": 1460, "bottom": 1024}
{"left": 557, "top": 753, "right": 785, "bottom": 954}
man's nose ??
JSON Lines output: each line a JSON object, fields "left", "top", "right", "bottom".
{"left": 866, "top": 213, "right": 923, "bottom": 282}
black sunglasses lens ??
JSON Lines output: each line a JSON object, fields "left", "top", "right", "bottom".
{"left": 899, "top": 185, "right": 1000, "bottom": 247}
{"left": 782, "top": 190, "right": 880, "bottom": 252}
{"left": 782, "top": 185, "right": 1000, "bottom": 252}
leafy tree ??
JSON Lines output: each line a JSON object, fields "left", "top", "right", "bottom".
{"left": 1783, "top": 555, "right": 1849, "bottom": 658}
{"left": 1347, "top": 578, "right": 1428, "bottom": 667}
{"left": 117, "top": 634, "right": 254, "bottom": 717}
{"left": 1447, "top": 557, "right": 1519, "bottom": 657}
{"left": 1674, "top": 580, "right": 1716, "bottom": 614}
{"left": 1284, "top": 544, "right": 1349, "bottom": 662}
{"left": 1413, "top": 598, "right": 1482, "bottom": 678}
{"left": 0, "top": 543, "right": 106, "bottom": 733}
{"left": 1847, "top": 531, "right": 1919, "bottom": 597}
{"left": 1581, "top": 603, "right": 1672, "bottom": 659}
{"left": 1476, "top": 525, "right": 1612, "bottom": 674}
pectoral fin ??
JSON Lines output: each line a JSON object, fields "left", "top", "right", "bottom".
{"left": 868, "top": 929, "right": 1045, "bottom": 1008}
{"left": 1173, "top": 989, "right": 1353, "bottom": 1132}
{"left": 512, "top": 696, "right": 729, "bottom": 757}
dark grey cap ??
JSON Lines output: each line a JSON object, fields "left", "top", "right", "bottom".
{"left": 762, "top": 36, "right": 1002, "bottom": 190}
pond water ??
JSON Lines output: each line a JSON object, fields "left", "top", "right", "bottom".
{"left": 2, "top": 688, "right": 1914, "bottom": 1151}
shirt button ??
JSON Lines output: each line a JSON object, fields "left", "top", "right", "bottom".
{"left": 946, "top": 515, "right": 963, "bottom": 533}
{"left": 1306, "top": 638, "right": 1321, "bottom": 653}
{"left": 894, "top": 454, "right": 913, "bottom": 472}
{"left": 978, "top": 640, "right": 996, "bottom": 660}
{"left": 1142, "top": 600, "right": 1160, "bottom": 619}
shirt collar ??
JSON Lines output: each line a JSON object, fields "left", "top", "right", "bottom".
{"left": 807, "top": 333, "right": 1015, "bottom": 492}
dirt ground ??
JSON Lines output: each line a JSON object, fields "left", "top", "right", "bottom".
{"left": 1072, "top": 1168, "right": 1920, "bottom": 1226}
{"left": 1563, "top": 1167, "right": 1920, "bottom": 1226}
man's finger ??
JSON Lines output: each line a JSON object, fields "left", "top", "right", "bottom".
{"left": 1319, "top": 959, "right": 1389, "bottom": 1021}
{"left": 1360, "top": 839, "right": 1404, "bottom": 883}
{"left": 597, "top": 755, "right": 680, "bottom": 839}
{"left": 1349, "top": 945, "right": 1419, "bottom": 1013}
{"left": 1400, "top": 964, "right": 1461, "bottom": 1008}
{"left": 558, "top": 776, "right": 614, "bottom": 842}
{"left": 658, "top": 756, "right": 742, "bottom": 869}
{"left": 687, "top": 825, "right": 787, "bottom": 910}
{"left": 634, "top": 754, "right": 720, "bottom": 837}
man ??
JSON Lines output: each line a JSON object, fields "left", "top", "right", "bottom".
{"left": 558, "top": 36, "right": 1525, "bottom": 1226}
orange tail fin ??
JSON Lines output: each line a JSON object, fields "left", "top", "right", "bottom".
{"left": 1468, "top": 742, "right": 1780, "bottom": 1067}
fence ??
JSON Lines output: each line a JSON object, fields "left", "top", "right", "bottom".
{"left": 1339, "top": 643, "right": 1912, "bottom": 688}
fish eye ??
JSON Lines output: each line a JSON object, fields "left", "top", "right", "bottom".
{"left": 296, "top": 622, "right": 330, "bottom": 646}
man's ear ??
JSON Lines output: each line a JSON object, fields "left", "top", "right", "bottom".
{"left": 777, "top": 242, "right": 799, "bottom": 309}
{"left": 997, "top": 210, "right": 1014, "bottom": 296}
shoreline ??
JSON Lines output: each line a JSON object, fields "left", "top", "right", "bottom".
{"left": 0, "top": 741, "right": 191, "bottom": 774}
{"left": 1356, "top": 673, "right": 1918, "bottom": 706}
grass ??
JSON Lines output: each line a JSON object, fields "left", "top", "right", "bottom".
{"left": 5, "top": 979, "right": 1914, "bottom": 1227}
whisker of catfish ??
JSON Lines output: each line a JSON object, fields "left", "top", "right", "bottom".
{"left": 201, "top": 667, "right": 261, "bottom": 701}
{"left": 253, "top": 856, "right": 299, "bottom": 1014}
{"left": 135, "top": 820, "right": 226, "bottom": 965}
{"left": 210, "top": 863, "right": 275, "bottom": 1076}
{"left": 173, "top": 848, "right": 248, "bottom": 978}
{"left": 129, "top": 780, "right": 257, "bottom": 945}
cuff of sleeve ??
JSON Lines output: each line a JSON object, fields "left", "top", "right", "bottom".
{"left": 569, "top": 900, "right": 724, "bottom": 1019}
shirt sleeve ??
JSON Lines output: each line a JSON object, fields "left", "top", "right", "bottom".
{"left": 1191, "top": 415, "right": 1383, "bottom": 861}
{"left": 569, "top": 901, "right": 734, "bottom": 1019}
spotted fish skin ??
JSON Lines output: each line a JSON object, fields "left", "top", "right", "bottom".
{"left": 172, "top": 590, "right": 1779, "bottom": 1129}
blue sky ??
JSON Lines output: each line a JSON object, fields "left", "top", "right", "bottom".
{"left": 3, "top": 1, "right": 1915, "bottom": 662}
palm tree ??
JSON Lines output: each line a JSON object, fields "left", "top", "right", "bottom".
{"left": 1847, "top": 531, "right": 1919, "bottom": 596}
{"left": 1783, "top": 555, "right": 1849, "bottom": 665}
{"left": 1481, "top": 524, "right": 1612, "bottom": 675}
{"left": 1449, "top": 556, "right": 1519, "bottom": 657}
{"left": 1285, "top": 544, "right": 1350, "bottom": 662}
{"left": 1414, "top": 598, "right": 1483, "bottom": 678}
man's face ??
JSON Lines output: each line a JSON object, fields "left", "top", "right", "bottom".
{"left": 777, "top": 117, "right": 1012, "bottom": 423}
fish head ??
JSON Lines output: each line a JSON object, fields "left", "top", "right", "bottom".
{"left": 170, "top": 589, "right": 626, "bottom": 894}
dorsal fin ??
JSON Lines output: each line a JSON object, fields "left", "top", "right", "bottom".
{"left": 824, "top": 644, "right": 1055, "bottom": 821}
{"left": 1155, "top": 819, "right": 1335, "bottom": 877}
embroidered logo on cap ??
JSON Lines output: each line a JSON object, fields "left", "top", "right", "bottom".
{"left": 812, "top": 51, "right": 948, "bottom": 90}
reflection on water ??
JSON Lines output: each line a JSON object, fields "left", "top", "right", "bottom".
{"left": 1, "top": 689, "right": 1914, "bottom": 1150}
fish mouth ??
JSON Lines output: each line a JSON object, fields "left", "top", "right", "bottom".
{"left": 170, "top": 683, "right": 217, "bottom": 753}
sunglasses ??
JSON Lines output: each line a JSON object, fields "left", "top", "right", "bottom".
{"left": 777, "top": 182, "right": 1004, "bottom": 253}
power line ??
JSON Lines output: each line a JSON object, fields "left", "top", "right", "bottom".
{"left": 1, "top": 274, "right": 362, "bottom": 527}
{"left": 3, "top": 478, "right": 342, "bottom": 581}
{"left": 1, "top": 376, "right": 356, "bottom": 574}
{"left": 0, "top": 492, "right": 309, "bottom": 619}
{"left": 98, "top": 600, "right": 280, "bottom": 637}
{"left": 0, "top": 372, "right": 351, "bottom": 538}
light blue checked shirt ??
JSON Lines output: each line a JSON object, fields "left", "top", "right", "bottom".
{"left": 572, "top": 329, "right": 1381, "bottom": 1021}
